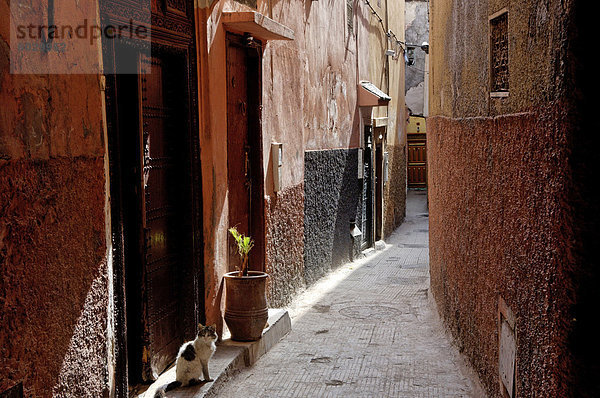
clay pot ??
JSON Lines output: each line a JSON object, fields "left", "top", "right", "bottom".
{"left": 224, "top": 271, "right": 269, "bottom": 341}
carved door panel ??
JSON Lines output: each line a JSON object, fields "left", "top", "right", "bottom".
{"left": 137, "top": 53, "right": 190, "bottom": 380}
{"left": 101, "top": 0, "right": 201, "bottom": 386}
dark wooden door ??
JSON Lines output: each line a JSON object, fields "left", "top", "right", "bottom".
{"left": 407, "top": 133, "right": 427, "bottom": 188}
{"left": 226, "top": 33, "right": 265, "bottom": 273}
{"left": 101, "top": 0, "right": 202, "bottom": 386}
{"left": 138, "top": 52, "right": 192, "bottom": 379}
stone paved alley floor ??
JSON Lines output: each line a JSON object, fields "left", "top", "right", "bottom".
{"left": 209, "top": 190, "right": 485, "bottom": 398}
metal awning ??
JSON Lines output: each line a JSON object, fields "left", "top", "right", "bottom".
{"left": 222, "top": 12, "right": 295, "bottom": 41}
{"left": 358, "top": 80, "right": 391, "bottom": 107}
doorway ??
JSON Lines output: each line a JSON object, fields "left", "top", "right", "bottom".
{"left": 362, "top": 125, "right": 374, "bottom": 249}
{"left": 102, "top": 0, "right": 203, "bottom": 387}
{"left": 226, "top": 32, "right": 265, "bottom": 273}
{"left": 407, "top": 117, "right": 427, "bottom": 188}
{"left": 374, "top": 126, "right": 385, "bottom": 242}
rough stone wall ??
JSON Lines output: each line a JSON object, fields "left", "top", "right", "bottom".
{"left": 264, "top": 184, "right": 305, "bottom": 307}
{"left": 427, "top": 0, "right": 600, "bottom": 396}
{"left": 304, "top": 149, "right": 362, "bottom": 285}
{"left": 0, "top": 5, "right": 108, "bottom": 395}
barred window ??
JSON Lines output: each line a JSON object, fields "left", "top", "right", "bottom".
{"left": 490, "top": 11, "right": 509, "bottom": 93}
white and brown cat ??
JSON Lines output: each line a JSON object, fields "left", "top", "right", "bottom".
{"left": 154, "top": 324, "right": 217, "bottom": 398}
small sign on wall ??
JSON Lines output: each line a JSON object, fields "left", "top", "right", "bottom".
{"left": 500, "top": 320, "right": 516, "bottom": 397}
{"left": 498, "top": 296, "right": 517, "bottom": 398}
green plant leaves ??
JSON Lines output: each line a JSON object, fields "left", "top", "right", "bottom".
{"left": 228, "top": 227, "right": 254, "bottom": 275}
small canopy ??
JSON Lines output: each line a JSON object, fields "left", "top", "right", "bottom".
{"left": 358, "top": 80, "right": 391, "bottom": 107}
{"left": 222, "top": 11, "right": 295, "bottom": 41}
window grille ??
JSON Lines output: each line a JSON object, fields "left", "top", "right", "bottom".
{"left": 490, "top": 12, "right": 509, "bottom": 93}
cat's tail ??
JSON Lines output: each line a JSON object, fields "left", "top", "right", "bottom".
{"left": 153, "top": 381, "right": 182, "bottom": 398}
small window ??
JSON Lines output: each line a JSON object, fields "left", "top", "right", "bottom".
{"left": 490, "top": 10, "right": 509, "bottom": 96}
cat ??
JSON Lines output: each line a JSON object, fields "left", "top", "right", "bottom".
{"left": 154, "top": 323, "right": 218, "bottom": 398}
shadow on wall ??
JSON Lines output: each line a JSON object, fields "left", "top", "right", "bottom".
{"left": 0, "top": 158, "right": 108, "bottom": 397}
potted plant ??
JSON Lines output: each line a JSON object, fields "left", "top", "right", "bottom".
{"left": 224, "top": 227, "right": 269, "bottom": 341}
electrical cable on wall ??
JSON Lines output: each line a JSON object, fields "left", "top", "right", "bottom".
{"left": 363, "top": 0, "right": 429, "bottom": 62}
{"left": 364, "top": 0, "right": 406, "bottom": 53}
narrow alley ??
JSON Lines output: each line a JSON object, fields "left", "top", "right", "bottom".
{"left": 2, "top": 0, "right": 598, "bottom": 396}
{"left": 208, "top": 191, "right": 482, "bottom": 397}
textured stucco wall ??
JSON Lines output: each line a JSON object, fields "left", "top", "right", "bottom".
{"left": 429, "top": 108, "right": 572, "bottom": 397}
{"left": 0, "top": 159, "right": 108, "bottom": 397}
{"left": 427, "top": 0, "right": 599, "bottom": 396}
{"left": 0, "top": 2, "right": 108, "bottom": 394}
{"left": 383, "top": 144, "right": 406, "bottom": 237}
{"left": 429, "top": 0, "right": 570, "bottom": 118}
{"left": 368, "top": 0, "right": 407, "bottom": 238}
{"left": 304, "top": 149, "right": 362, "bottom": 285}
{"left": 264, "top": 184, "right": 305, "bottom": 307}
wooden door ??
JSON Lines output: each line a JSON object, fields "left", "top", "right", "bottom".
{"left": 407, "top": 133, "right": 427, "bottom": 188}
{"left": 137, "top": 52, "right": 193, "bottom": 379}
{"left": 101, "top": 0, "right": 202, "bottom": 386}
{"left": 226, "top": 33, "right": 265, "bottom": 273}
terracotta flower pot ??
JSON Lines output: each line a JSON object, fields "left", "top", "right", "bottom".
{"left": 224, "top": 271, "right": 269, "bottom": 341}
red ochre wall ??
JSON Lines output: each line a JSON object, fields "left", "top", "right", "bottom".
{"left": 427, "top": 0, "right": 600, "bottom": 396}
{"left": 428, "top": 106, "right": 575, "bottom": 397}
{"left": 0, "top": 7, "right": 108, "bottom": 394}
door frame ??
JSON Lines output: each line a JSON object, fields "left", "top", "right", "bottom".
{"left": 225, "top": 32, "right": 266, "bottom": 273}
{"left": 407, "top": 132, "right": 427, "bottom": 188}
{"left": 362, "top": 125, "right": 374, "bottom": 249}
{"left": 102, "top": 11, "right": 204, "bottom": 392}
{"left": 374, "top": 126, "right": 386, "bottom": 242}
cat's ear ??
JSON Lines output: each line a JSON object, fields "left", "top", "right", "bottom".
{"left": 198, "top": 323, "right": 204, "bottom": 329}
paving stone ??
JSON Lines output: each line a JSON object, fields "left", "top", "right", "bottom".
{"left": 206, "top": 191, "right": 485, "bottom": 397}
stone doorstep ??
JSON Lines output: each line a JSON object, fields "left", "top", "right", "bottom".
{"left": 138, "top": 309, "right": 291, "bottom": 398}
